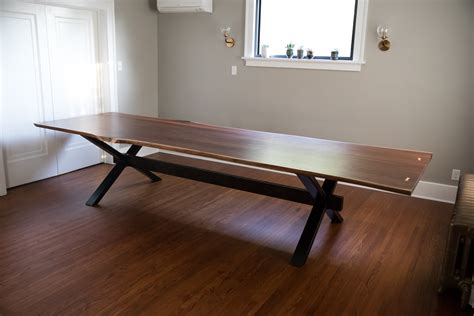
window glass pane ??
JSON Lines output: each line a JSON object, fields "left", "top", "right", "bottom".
{"left": 259, "top": 0, "right": 357, "bottom": 58}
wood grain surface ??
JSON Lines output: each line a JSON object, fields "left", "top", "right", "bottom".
{"left": 35, "top": 112, "right": 432, "bottom": 195}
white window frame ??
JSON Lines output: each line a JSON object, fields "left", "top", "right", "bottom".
{"left": 243, "top": 0, "right": 369, "bottom": 72}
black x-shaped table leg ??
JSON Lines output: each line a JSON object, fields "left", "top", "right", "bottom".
{"left": 291, "top": 175, "right": 344, "bottom": 267}
{"left": 83, "top": 136, "right": 161, "bottom": 206}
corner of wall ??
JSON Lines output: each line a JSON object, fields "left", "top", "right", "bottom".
{"left": 470, "top": 0, "right": 474, "bottom": 174}
{"left": 156, "top": 7, "right": 160, "bottom": 118}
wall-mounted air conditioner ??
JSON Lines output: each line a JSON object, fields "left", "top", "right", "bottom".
{"left": 157, "top": 0, "right": 212, "bottom": 13}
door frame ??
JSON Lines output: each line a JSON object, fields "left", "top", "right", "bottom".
{"left": 0, "top": 14, "right": 4, "bottom": 195}
{"left": 0, "top": 0, "right": 118, "bottom": 195}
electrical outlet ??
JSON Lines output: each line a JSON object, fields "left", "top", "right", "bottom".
{"left": 117, "top": 61, "right": 123, "bottom": 72}
{"left": 451, "top": 169, "right": 461, "bottom": 181}
{"left": 231, "top": 65, "right": 237, "bottom": 76}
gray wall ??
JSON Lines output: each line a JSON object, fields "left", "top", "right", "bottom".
{"left": 157, "top": 0, "right": 474, "bottom": 185}
{"left": 471, "top": 3, "right": 474, "bottom": 175}
{"left": 115, "top": 0, "right": 159, "bottom": 116}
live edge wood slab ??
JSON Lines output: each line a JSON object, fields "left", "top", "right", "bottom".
{"left": 35, "top": 112, "right": 431, "bottom": 194}
{"left": 35, "top": 112, "right": 432, "bottom": 266}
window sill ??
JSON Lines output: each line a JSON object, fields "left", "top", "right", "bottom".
{"left": 242, "top": 57, "right": 365, "bottom": 72}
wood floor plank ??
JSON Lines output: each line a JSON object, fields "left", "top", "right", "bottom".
{"left": 0, "top": 153, "right": 469, "bottom": 315}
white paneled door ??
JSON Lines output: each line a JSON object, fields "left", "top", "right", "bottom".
{"left": 46, "top": 6, "right": 102, "bottom": 174}
{"left": 0, "top": 2, "right": 102, "bottom": 189}
{"left": 1, "top": 2, "right": 58, "bottom": 188}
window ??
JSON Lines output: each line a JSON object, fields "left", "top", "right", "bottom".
{"left": 243, "top": 0, "right": 369, "bottom": 71}
{"left": 258, "top": 0, "right": 357, "bottom": 59}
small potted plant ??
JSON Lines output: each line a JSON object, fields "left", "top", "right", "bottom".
{"left": 285, "top": 43, "right": 295, "bottom": 58}
{"left": 330, "top": 49, "right": 339, "bottom": 60}
{"left": 306, "top": 48, "right": 314, "bottom": 59}
{"left": 297, "top": 46, "right": 304, "bottom": 59}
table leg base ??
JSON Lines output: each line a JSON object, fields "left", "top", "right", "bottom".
{"left": 83, "top": 138, "right": 161, "bottom": 206}
{"left": 291, "top": 176, "right": 343, "bottom": 266}
{"left": 82, "top": 136, "right": 344, "bottom": 267}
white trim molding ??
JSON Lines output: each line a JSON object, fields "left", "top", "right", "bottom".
{"left": 243, "top": 0, "right": 257, "bottom": 58}
{"left": 243, "top": 0, "right": 369, "bottom": 71}
{"left": 243, "top": 57, "right": 365, "bottom": 72}
{"left": 412, "top": 181, "right": 458, "bottom": 204}
{"left": 134, "top": 147, "right": 160, "bottom": 158}
{"left": 345, "top": 179, "right": 457, "bottom": 204}
{"left": 0, "top": 18, "right": 5, "bottom": 196}
{"left": 105, "top": 146, "right": 160, "bottom": 164}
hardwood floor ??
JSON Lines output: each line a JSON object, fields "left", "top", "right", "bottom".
{"left": 0, "top": 153, "right": 469, "bottom": 315}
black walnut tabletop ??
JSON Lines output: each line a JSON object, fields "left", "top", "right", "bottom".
{"left": 35, "top": 112, "right": 432, "bottom": 195}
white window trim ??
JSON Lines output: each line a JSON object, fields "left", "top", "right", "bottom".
{"left": 243, "top": 0, "right": 370, "bottom": 72}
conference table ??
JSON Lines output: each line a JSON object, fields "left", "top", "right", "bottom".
{"left": 35, "top": 112, "right": 432, "bottom": 266}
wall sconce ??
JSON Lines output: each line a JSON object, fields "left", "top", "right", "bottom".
{"left": 221, "top": 27, "right": 235, "bottom": 48}
{"left": 377, "top": 26, "right": 391, "bottom": 51}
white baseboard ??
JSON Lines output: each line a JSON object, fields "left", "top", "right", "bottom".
{"left": 104, "top": 145, "right": 160, "bottom": 164}
{"left": 412, "top": 181, "right": 457, "bottom": 204}
{"left": 157, "top": 149, "right": 458, "bottom": 204}
{"left": 135, "top": 147, "right": 160, "bottom": 157}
